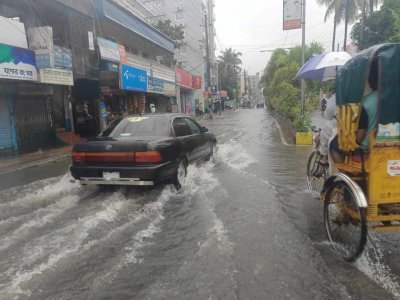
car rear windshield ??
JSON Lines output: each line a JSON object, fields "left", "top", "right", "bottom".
{"left": 100, "top": 116, "right": 171, "bottom": 138}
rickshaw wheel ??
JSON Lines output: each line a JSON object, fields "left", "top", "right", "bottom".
{"left": 306, "top": 151, "right": 326, "bottom": 198}
{"left": 324, "top": 182, "right": 367, "bottom": 262}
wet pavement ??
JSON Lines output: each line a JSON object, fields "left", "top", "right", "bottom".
{"left": 0, "top": 109, "right": 400, "bottom": 299}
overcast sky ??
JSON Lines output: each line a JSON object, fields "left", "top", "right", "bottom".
{"left": 214, "top": 0, "right": 347, "bottom": 75}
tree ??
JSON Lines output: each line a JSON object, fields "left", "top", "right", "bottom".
{"left": 217, "top": 48, "right": 242, "bottom": 101}
{"left": 351, "top": 0, "right": 400, "bottom": 49}
{"left": 153, "top": 19, "right": 185, "bottom": 48}
{"left": 317, "top": 0, "right": 360, "bottom": 50}
{"left": 261, "top": 43, "right": 325, "bottom": 130}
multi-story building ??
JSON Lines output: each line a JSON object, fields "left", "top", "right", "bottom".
{"left": 248, "top": 73, "right": 261, "bottom": 101}
{"left": 0, "top": 0, "right": 177, "bottom": 153}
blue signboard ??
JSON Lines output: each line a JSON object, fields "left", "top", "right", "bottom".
{"left": 148, "top": 77, "right": 164, "bottom": 94}
{"left": 54, "top": 45, "right": 72, "bottom": 68}
{"left": 35, "top": 52, "right": 53, "bottom": 68}
{"left": 121, "top": 64, "right": 147, "bottom": 92}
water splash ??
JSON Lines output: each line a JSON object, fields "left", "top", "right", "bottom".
{"left": 216, "top": 140, "right": 257, "bottom": 171}
{"left": 355, "top": 235, "right": 400, "bottom": 299}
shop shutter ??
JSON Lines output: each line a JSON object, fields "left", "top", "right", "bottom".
{"left": 0, "top": 97, "right": 13, "bottom": 149}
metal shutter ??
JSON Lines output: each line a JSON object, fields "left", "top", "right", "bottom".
{"left": 0, "top": 97, "right": 13, "bottom": 149}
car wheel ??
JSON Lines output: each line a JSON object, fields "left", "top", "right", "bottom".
{"left": 209, "top": 143, "right": 217, "bottom": 163}
{"left": 174, "top": 159, "right": 187, "bottom": 189}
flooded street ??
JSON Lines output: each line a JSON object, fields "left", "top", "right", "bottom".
{"left": 1, "top": 109, "right": 400, "bottom": 299}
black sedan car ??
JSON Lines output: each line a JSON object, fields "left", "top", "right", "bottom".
{"left": 70, "top": 114, "right": 217, "bottom": 188}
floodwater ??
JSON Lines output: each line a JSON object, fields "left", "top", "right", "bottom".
{"left": 0, "top": 109, "right": 399, "bottom": 299}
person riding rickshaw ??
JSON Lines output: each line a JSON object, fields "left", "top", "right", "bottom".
{"left": 307, "top": 43, "right": 400, "bottom": 261}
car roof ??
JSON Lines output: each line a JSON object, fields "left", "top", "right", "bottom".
{"left": 124, "top": 113, "right": 190, "bottom": 120}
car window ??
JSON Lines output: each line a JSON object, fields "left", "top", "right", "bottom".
{"left": 184, "top": 118, "right": 201, "bottom": 134}
{"left": 173, "top": 118, "right": 192, "bottom": 137}
{"left": 100, "top": 116, "right": 171, "bottom": 138}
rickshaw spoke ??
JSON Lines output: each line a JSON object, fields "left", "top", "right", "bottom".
{"left": 306, "top": 151, "right": 327, "bottom": 198}
{"left": 324, "top": 182, "right": 367, "bottom": 261}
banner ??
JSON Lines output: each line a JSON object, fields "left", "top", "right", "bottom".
{"left": 120, "top": 64, "right": 147, "bottom": 92}
{"left": 27, "top": 26, "right": 55, "bottom": 68}
{"left": 192, "top": 76, "right": 202, "bottom": 89}
{"left": 54, "top": 46, "right": 72, "bottom": 69}
{"left": 148, "top": 77, "right": 164, "bottom": 94}
{"left": 38, "top": 68, "right": 73, "bottom": 85}
{"left": 0, "top": 43, "right": 37, "bottom": 81}
{"left": 283, "top": 0, "right": 302, "bottom": 30}
{"left": 164, "top": 82, "right": 176, "bottom": 96}
{"left": 176, "top": 67, "right": 193, "bottom": 89}
{"left": 27, "top": 26, "right": 53, "bottom": 52}
{"left": 98, "top": 37, "right": 120, "bottom": 62}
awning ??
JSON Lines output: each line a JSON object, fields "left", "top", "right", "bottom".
{"left": 95, "top": 0, "right": 175, "bottom": 54}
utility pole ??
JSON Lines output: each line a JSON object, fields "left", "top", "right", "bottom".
{"left": 360, "top": 0, "right": 366, "bottom": 50}
{"left": 301, "top": 0, "right": 306, "bottom": 116}
{"left": 204, "top": 14, "right": 211, "bottom": 89}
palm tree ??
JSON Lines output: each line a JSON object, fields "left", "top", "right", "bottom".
{"left": 317, "top": 0, "right": 360, "bottom": 51}
{"left": 217, "top": 48, "right": 242, "bottom": 100}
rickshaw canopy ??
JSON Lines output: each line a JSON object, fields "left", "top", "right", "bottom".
{"left": 336, "top": 43, "right": 400, "bottom": 125}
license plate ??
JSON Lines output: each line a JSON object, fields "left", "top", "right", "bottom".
{"left": 103, "top": 172, "right": 120, "bottom": 179}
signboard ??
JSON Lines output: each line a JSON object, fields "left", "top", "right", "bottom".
{"left": 35, "top": 51, "right": 54, "bottom": 68}
{"left": 164, "top": 82, "right": 176, "bottom": 96}
{"left": 27, "top": 26, "right": 53, "bottom": 52}
{"left": 217, "top": 90, "right": 228, "bottom": 97}
{"left": 98, "top": 37, "right": 120, "bottom": 62}
{"left": 120, "top": 64, "right": 147, "bottom": 92}
{"left": 88, "top": 31, "right": 95, "bottom": 51}
{"left": 148, "top": 77, "right": 164, "bottom": 94}
{"left": 0, "top": 16, "right": 28, "bottom": 49}
{"left": 38, "top": 68, "right": 73, "bottom": 85}
{"left": 0, "top": 43, "right": 37, "bottom": 81}
{"left": 54, "top": 46, "right": 72, "bottom": 68}
{"left": 192, "top": 76, "right": 202, "bottom": 89}
{"left": 211, "top": 85, "right": 217, "bottom": 96}
{"left": 176, "top": 66, "right": 193, "bottom": 89}
{"left": 283, "top": 0, "right": 302, "bottom": 30}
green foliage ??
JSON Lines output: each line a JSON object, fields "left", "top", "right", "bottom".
{"left": 217, "top": 48, "right": 242, "bottom": 101}
{"left": 262, "top": 43, "right": 325, "bottom": 131}
{"left": 153, "top": 20, "right": 185, "bottom": 48}
{"left": 351, "top": 0, "right": 400, "bottom": 49}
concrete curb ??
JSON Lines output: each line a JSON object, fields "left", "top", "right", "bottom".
{"left": 0, "top": 154, "right": 71, "bottom": 176}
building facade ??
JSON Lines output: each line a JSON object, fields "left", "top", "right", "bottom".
{"left": 0, "top": 0, "right": 179, "bottom": 153}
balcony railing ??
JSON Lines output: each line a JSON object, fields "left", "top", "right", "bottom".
{"left": 126, "top": 52, "right": 175, "bottom": 83}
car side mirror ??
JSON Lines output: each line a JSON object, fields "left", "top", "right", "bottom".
{"left": 201, "top": 126, "right": 209, "bottom": 133}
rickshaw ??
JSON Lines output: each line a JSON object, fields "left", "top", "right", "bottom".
{"left": 307, "top": 43, "right": 400, "bottom": 261}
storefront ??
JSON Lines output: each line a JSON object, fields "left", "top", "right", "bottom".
{"left": 176, "top": 67, "right": 195, "bottom": 115}
{"left": 0, "top": 43, "right": 60, "bottom": 153}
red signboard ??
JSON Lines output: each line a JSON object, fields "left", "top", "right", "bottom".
{"left": 192, "top": 76, "right": 202, "bottom": 89}
{"left": 176, "top": 67, "right": 193, "bottom": 89}
{"left": 219, "top": 90, "right": 228, "bottom": 97}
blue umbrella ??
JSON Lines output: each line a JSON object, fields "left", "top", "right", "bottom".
{"left": 295, "top": 52, "right": 353, "bottom": 82}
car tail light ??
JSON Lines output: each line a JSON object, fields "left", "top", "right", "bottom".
{"left": 71, "top": 152, "right": 135, "bottom": 163}
{"left": 135, "top": 151, "right": 163, "bottom": 164}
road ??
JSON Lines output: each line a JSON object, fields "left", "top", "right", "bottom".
{"left": 0, "top": 109, "right": 399, "bottom": 299}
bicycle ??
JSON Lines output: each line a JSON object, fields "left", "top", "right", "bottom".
{"left": 306, "top": 126, "right": 328, "bottom": 198}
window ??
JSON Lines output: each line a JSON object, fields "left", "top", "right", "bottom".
{"left": 176, "top": 9, "right": 184, "bottom": 20}
{"left": 179, "top": 44, "right": 186, "bottom": 54}
{"left": 184, "top": 118, "right": 201, "bottom": 134}
{"left": 175, "top": 0, "right": 184, "bottom": 4}
{"left": 173, "top": 118, "right": 192, "bottom": 137}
